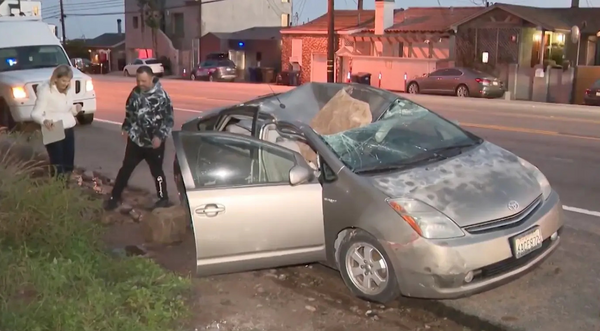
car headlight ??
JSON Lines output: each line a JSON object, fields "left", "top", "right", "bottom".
{"left": 85, "top": 79, "right": 94, "bottom": 91}
{"left": 518, "top": 157, "right": 552, "bottom": 200}
{"left": 12, "top": 86, "right": 27, "bottom": 99}
{"left": 387, "top": 198, "right": 464, "bottom": 239}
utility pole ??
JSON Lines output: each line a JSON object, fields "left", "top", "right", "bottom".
{"left": 59, "top": 0, "right": 67, "bottom": 43}
{"left": 197, "top": 0, "right": 203, "bottom": 65}
{"left": 357, "top": 0, "right": 363, "bottom": 10}
{"left": 326, "top": 0, "right": 334, "bottom": 82}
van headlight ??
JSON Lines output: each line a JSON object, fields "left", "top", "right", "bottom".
{"left": 12, "top": 86, "right": 27, "bottom": 99}
{"left": 518, "top": 157, "right": 552, "bottom": 200}
{"left": 387, "top": 198, "right": 464, "bottom": 239}
{"left": 85, "top": 79, "right": 94, "bottom": 92}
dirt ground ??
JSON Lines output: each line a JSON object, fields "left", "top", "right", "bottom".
{"left": 85, "top": 171, "right": 472, "bottom": 331}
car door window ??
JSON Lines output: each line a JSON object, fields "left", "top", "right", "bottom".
{"left": 445, "top": 69, "right": 462, "bottom": 77}
{"left": 429, "top": 69, "right": 447, "bottom": 77}
{"left": 133, "top": 59, "right": 143, "bottom": 65}
{"left": 177, "top": 132, "right": 296, "bottom": 188}
{"left": 201, "top": 60, "right": 216, "bottom": 67}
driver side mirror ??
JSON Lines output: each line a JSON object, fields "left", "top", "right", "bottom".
{"left": 289, "top": 164, "right": 314, "bottom": 186}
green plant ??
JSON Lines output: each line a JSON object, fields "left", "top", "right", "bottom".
{"left": 0, "top": 133, "right": 192, "bottom": 331}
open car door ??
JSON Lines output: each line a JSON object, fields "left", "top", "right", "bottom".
{"left": 173, "top": 130, "right": 325, "bottom": 276}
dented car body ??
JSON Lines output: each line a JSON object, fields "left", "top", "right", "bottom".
{"left": 173, "top": 82, "right": 564, "bottom": 303}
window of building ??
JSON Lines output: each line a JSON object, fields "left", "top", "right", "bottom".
{"left": 173, "top": 13, "right": 184, "bottom": 37}
{"left": 281, "top": 13, "right": 290, "bottom": 27}
{"left": 132, "top": 16, "right": 139, "bottom": 29}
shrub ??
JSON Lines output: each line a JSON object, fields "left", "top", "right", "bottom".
{"left": 0, "top": 132, "right": 192, "bottom": 331}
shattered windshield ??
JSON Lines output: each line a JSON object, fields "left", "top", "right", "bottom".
{"left": 320, "top": 98, "right": 482, "bottom": 173}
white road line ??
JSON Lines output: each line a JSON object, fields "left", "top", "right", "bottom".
{"left": 175, "top": 107, "right": 203, "bottom": 113}
{"left": 91, "top": 117, "right": 600, "bottom": 219}
{"left": 563, "top": 206, "right": 600, "bottom": 218}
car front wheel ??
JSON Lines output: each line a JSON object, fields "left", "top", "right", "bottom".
{"left": 336, "top": 229, "right": 400, "bottom": 303}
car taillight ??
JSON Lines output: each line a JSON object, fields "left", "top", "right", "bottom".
{"left": 585, "top": 89, "right": 591, "bottom": 95}
{"left": 475, "top": 78, "right": 491, "bottom": 86}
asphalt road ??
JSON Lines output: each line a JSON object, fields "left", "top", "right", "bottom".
{"left": 77, "top": 75, "right": 600, "bottom": 331}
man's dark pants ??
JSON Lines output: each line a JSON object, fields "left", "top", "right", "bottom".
{"left": 45, "top": 128, "right": 75, "bottom": 178}
{"left": 111, "top": 138, "right": 168, "bottom": 201}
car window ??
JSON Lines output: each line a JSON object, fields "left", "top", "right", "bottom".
{"left": 445, "top": 69, "right": 462, "bottom": 76}
{"left": 179, "top": 133, "right": 296, "bottom": 188}
{"left": 428, "top": 69, "right": 447, "bottom": 77}
{"left": 218, "top": 59, "right": 235, "bottom": 67}
{"left": 201, "top": 60, "right": 217, "bottom": 67}
{"left": 593, "top": 79, "right": 600, "bottom": 88}
{"left": 133, "top": 59, "right": 143, "bottom": 64}
{"left": 145, "top": 59, "right": 161, "bottom": 64}
{"left": 320, "top": 98, "right": 481, "bottom": 173}
{"left": 0, "top": 45, "right": 70, "bottom": 72}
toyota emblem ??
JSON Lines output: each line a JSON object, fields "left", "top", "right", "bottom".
{"left": 507, "top": 200, "right": 519, "bottom": 211}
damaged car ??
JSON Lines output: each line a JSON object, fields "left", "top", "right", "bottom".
{"left": 172, "top": 82, "right": 564, "bottom": 303}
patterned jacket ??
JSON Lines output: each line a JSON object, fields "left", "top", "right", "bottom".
{"left": 121, "top": 80, "right": 174, "bottom": 148}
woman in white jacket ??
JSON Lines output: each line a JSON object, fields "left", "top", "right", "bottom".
{"left": 30, "top": 64, "right": 82, "bottom": 177}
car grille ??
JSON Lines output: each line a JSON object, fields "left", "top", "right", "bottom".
{"left": 75, "top": 80, "right": 81, "bottom": 93}
{"left": 464, "top": 195, "right": 543, "bottom": 234}
{"left": 32, "top": 84, "right": 39, "bottom": 95}
{"left": 473, "top": 231, "right": 558, "bottom": 282}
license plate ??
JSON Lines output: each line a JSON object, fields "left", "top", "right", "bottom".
{"left": 596, "top": 91, "right": 600, "bottom": 96}
{"left": 511, "top": 227, "right": 543, "bottom": 259}
{"left": 492, "top": 81, "right": 498, "bottom": 86}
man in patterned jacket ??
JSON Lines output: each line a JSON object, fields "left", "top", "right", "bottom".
{"left": 104, "top": 65, "right": 174, "bottom": 211}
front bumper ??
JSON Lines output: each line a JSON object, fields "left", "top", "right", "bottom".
{"left": 386, "top": 190, "right": 564, "bottom": 299}
{"left": 10, "top": 96, "right": 97, "bottom": 122}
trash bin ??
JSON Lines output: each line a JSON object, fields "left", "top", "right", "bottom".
{"left": 289, "top": 71, "right": 300, "bottom": 86}
{"left": 351, "top": 72, "right": 371, "bottom": 85}
{"left": 262, "top": 67, "right": 275, "bottom": 83}
{"left": 248, "top": 67, "right": 257, "bottom": 82}
{"left": 276, "top": 71, "right": 289, "bottom": 85}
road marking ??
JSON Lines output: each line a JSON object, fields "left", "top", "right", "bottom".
{"left": 563, "top": 206, "right": 600, "bottom": 218}
{"left": 462, "top": 122, "right": 600, "bottom": 141}
{"left": 175, "top": 107, "right": 204, "bottom": 113}
{"left": 90, "top": 119, "right": 600, "bottom": 219}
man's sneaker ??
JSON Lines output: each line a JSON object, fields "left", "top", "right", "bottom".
{"left": 103, "top": 197, "right": 120, "bottom": 211}
{"left": 152, "top": 198, "right": 173, "bottom": 210}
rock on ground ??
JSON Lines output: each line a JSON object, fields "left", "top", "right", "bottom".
{"left": 140, "top": 205, "right": 189, "bottom": 244}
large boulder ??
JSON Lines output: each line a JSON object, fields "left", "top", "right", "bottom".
{"left": 140, "top": 205, "right": 189, "bottom": 244}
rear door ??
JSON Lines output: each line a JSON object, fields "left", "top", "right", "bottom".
{"left": 173, "top": 131, "right": 325, "bottom": 276}
{"left": 438, "top": 68, "right": 463, "bottom": 94}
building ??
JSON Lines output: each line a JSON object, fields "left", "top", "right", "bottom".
{"left": 281, "top": 0, "right": 600, "bottom": 91}
{"left": 0, "top": 0, "right": 41, "bottom": 17}
{"left": 124, "top": 0, "right": 293, "bottom": 74}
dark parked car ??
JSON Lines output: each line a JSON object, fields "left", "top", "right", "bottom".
{"left": 407, "top": 67, "right": 505, "bottom": 98}
{"left": 71, "top": 57, "right": 100, "bottom": 74}
{"left": 583, "top": 79, "right": 600, "bottom": 106}
{"left": 190, "top": 59, "right": 237, "bottom": 82}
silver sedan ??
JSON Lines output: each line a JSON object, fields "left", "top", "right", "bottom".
{"left": 173, "top": 82, "right": 563, "bottom": 303}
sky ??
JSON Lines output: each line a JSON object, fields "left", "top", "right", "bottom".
{"left": 41, "top": 0, "right": 596, "bottom": 40}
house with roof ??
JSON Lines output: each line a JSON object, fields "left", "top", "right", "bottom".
{"left": 281, "top": 0, "right": 600, "bottom": 91}
{"left": 85, "top": 30, "right": 126, "bottom": 72}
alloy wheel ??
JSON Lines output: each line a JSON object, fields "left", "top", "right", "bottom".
{"left": 457, "top": 86, "right": 469, "bottom": 97}
{"left": 344, "top": 242, "right": 389, "bottom": 296}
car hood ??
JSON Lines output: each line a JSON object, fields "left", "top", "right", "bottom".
{"left": 0, "top": 67, "right": 88, "bottom": 85}
{"left": 368, "top": 141, "right": 542, "bottom": 227}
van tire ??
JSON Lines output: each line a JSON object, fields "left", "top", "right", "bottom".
{"left": 77, "top": 113, "right": 94, "bottom": 125}
{"left": 0, "top": 99, "right": 16, "bottom": 131}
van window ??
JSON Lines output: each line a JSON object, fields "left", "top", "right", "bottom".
{"left": 0, "top": 45, "right": 69, "bottom": 72}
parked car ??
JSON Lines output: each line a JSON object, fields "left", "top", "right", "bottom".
{"left": 71, "top": 57, "right": 97, "bottom": 74}
{"left": 173, "top": 82, "right": 563, "bottom": 303}
{"left": 583, "top": 79, "right": 600, "bottom": 106}
{"left": 189, "top": 59, "right": 236, "bottom": 82}
{"left": 407, "top": 67, "right": 505, "bottom": 98}
{"left": 122, "top": 58, "right": 164, "bottom": 77}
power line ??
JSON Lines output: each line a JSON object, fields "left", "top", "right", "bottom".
{"left": 44, "top": 0, "right": 123, "bottom": 11}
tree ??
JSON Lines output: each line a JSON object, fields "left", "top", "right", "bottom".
{"left": 137, "top": 0, "right": 161, "bottom": 58}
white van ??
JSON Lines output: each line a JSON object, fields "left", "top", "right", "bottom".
{"left": 0, "top": 16, "right": 96, "bottom": 129}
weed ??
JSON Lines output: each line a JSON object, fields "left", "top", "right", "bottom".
{"left": 0, "top": 132, "right": 192, "bottom": 331}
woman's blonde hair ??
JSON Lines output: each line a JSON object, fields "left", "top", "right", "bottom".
{"left": 49, "top": 64, "right": 73, "bottom": 89}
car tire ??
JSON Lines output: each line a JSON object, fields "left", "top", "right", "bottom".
{"left": 0, "top": 99, "right": 16, "bottom": 131}
{"left": 336, "top": 229, "right": 401, "bottom": 304}
{"left": 208, "top": 75, "right": 214, "bottom": 82}
{"left": 456, "top": 84, "right": 470, "bottom": 98}
{"left": 77, "top": 113, "right": 94, "bottom": 125}
{"left": 407, "top": 82, "right": 419, "bottom": 94}
{"left": 190, "top": 73, "right": 196, "bottom": 80}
